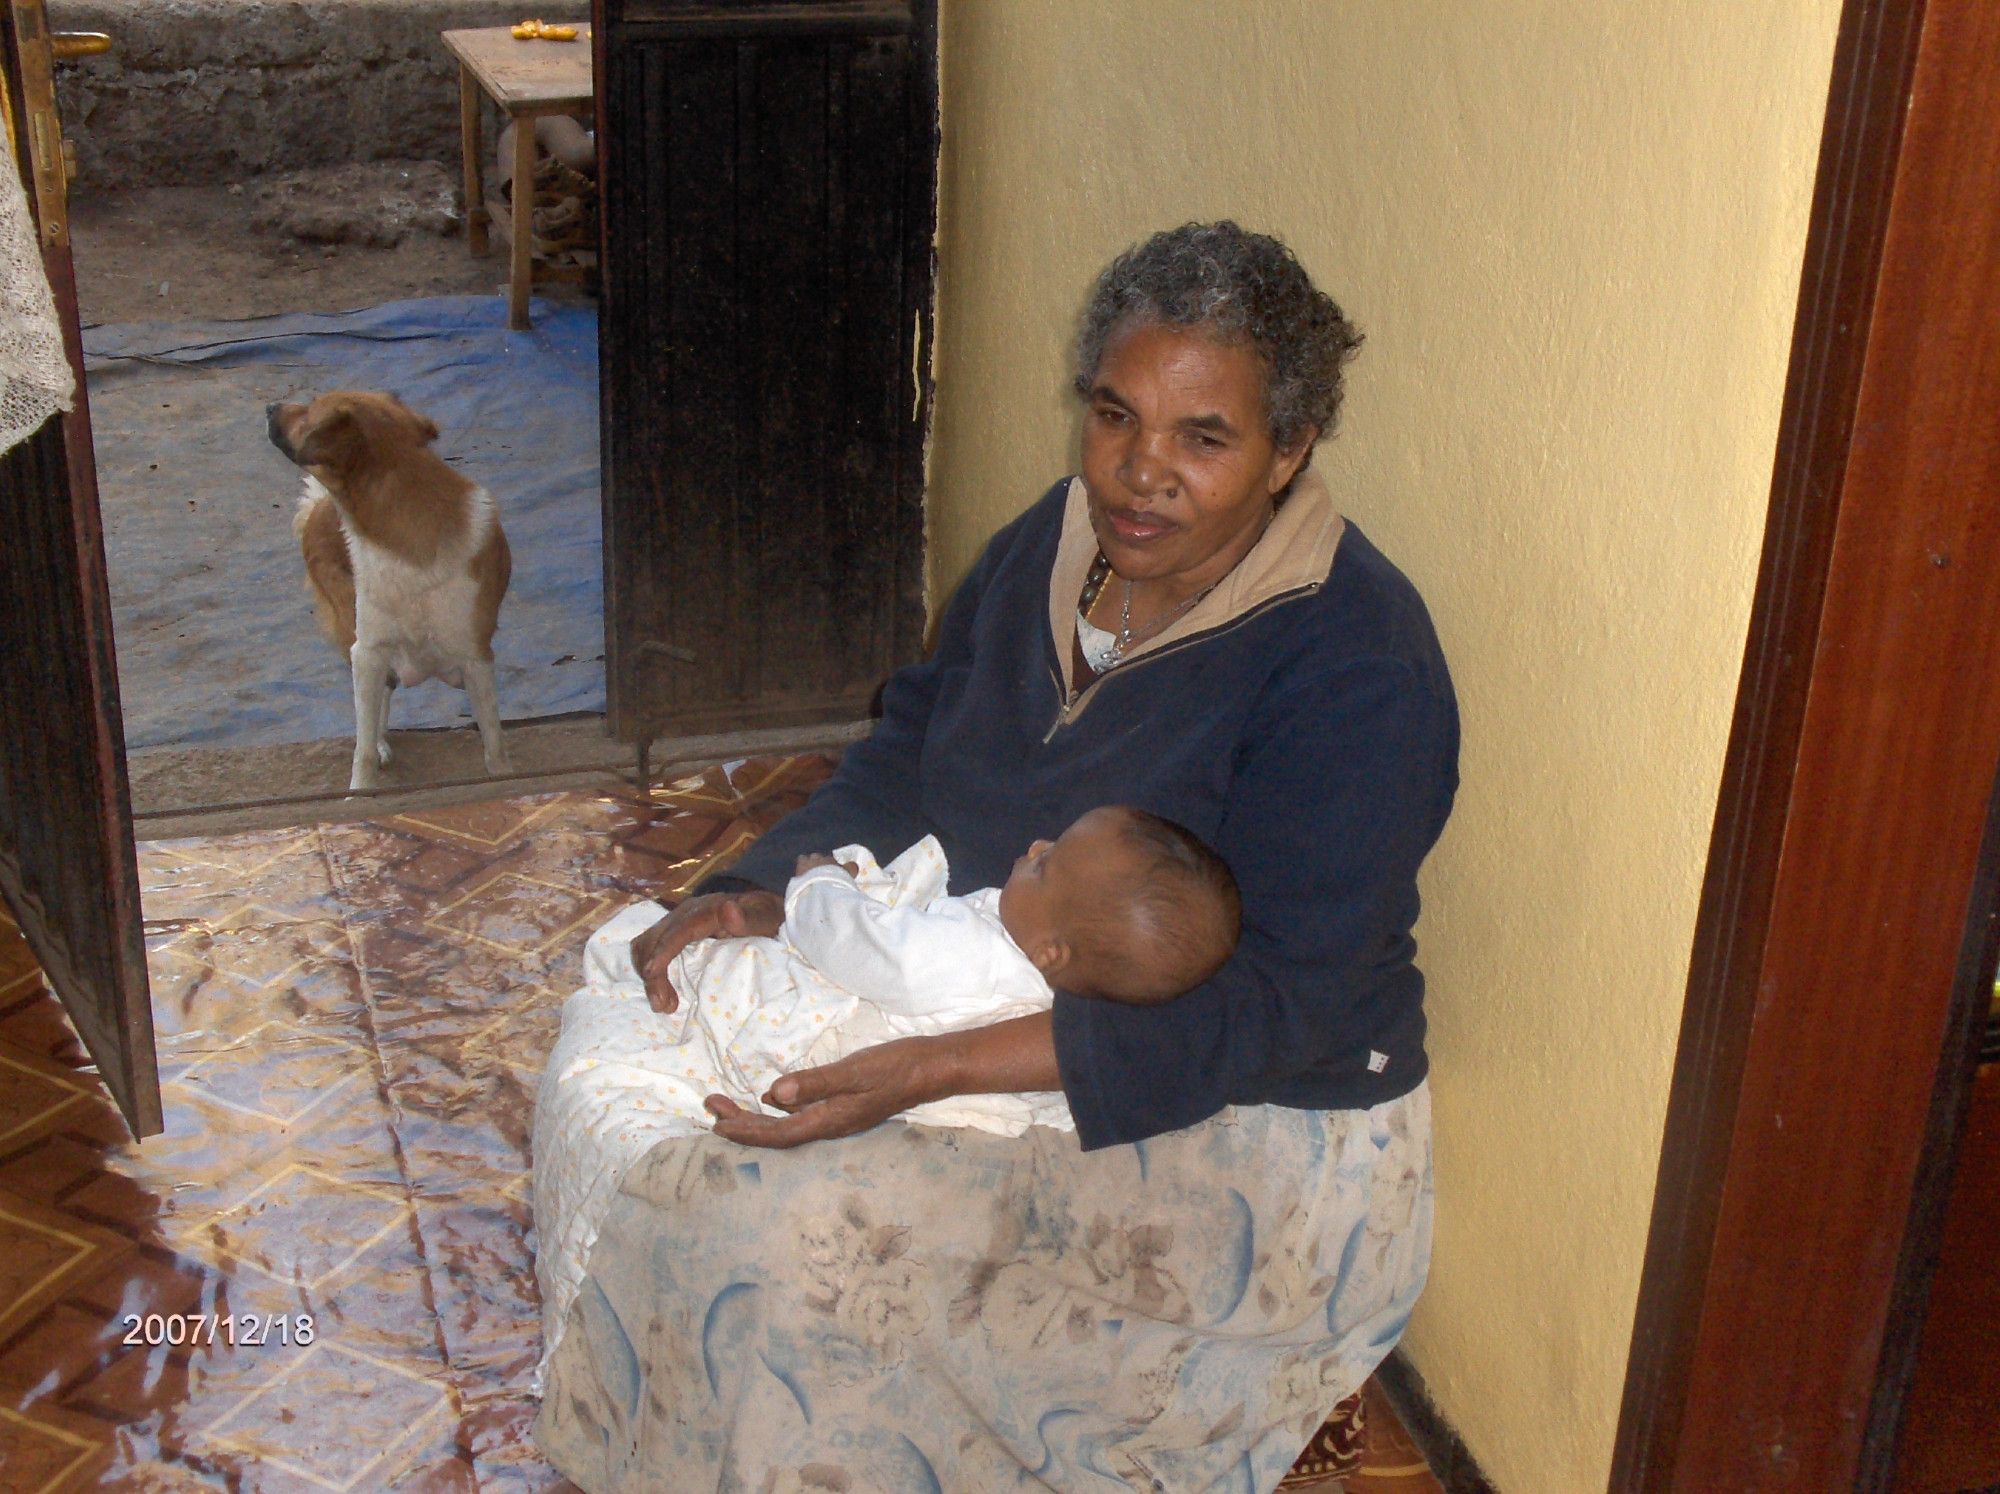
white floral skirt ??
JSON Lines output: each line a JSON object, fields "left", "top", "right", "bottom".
{"left": 533, "top": 1084, "right": 1431, "bottom": 1493}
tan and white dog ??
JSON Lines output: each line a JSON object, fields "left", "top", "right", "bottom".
{"left": 266, "top": 391, "right": 512, "bottom": 792}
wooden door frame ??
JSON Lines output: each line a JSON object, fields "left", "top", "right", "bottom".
{"left": 1612, "top": 1, "right": 2000, "bottom": 1487}
{"left": 0, "top": 0, "right": 158, "bottom": 1136}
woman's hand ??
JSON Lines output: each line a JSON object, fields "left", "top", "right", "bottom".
{"left": 705, "top": 1012, "right": 1061, "bottom": 1149}
{"left": 704, "top": 1036, "right": 948, "bottom": 1148}
{"left": 632, "top": 890, "right": 783, "bottom": 1013}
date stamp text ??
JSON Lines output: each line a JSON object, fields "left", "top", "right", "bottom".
{"left": 120, "top": 1313, "right": 315, "bottom": 1347}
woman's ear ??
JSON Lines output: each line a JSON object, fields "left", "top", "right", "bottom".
{"left": 1266, "top": 424, "right": 1320, "bottom": 496}
{"left": 1029, "top": 937, "right": 1071, "bottom": 980}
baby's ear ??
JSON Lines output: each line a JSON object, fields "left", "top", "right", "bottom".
{"left": 1029, "top": 937, "right": 1070, "bottom": 979}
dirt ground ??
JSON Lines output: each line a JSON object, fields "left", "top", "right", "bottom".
{"left": 67, "top": 171, "right": 562, "bottom": 325}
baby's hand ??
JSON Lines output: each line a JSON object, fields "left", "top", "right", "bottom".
{"left": 793, "top": 852, "right": 860, "bottom": 877}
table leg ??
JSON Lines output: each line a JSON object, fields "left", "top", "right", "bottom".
{"left": 509, "top": 111, "right": 536, "bottom": 330}
{"left": 459, "top": 62, "right": 488, "bottom": 258}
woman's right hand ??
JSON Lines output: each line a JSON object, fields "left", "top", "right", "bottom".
{"left": 632, "top": 890, "right": 784, "bottom": 1013}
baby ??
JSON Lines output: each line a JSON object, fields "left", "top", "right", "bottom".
{"left": 695, "top": 800, "right": 1245, "bottom": 1019}
{"left": 997, "top": 803, "right": 1243, "bottom": 1004}
{"left": 531, "top": 806, "right": 1239, "bottom": 1386}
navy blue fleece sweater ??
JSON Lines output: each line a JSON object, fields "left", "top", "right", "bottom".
{"left": 708, "top": 477, "right": 1459, "bottom": 1150}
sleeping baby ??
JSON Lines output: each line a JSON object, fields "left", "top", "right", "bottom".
{"left": 531, "top": 805, "right": 1240, "bottom": 1386}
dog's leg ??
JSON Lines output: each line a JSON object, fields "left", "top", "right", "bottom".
{"left": 376, "top": 678, "right": 396, "bottom": 766}
{"left": 349, "top": 643, "right": 394, "bottom": 791}
{"left": 465, "top": 657, "right": 510, "bottom": 775}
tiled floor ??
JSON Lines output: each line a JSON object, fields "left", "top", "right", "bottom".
{"left": 0, "top": 753, "right": 1443, "bottom": 1492}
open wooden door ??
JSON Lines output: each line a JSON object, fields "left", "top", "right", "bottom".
{"left": 594, "top": 0, "right": 936, "bottom": 746}
{"left": 0, "top": 0, "right": 159, "bottom": 1137}
{"left": 1612, "top": 1, "right": 2000, "bottom": 1486}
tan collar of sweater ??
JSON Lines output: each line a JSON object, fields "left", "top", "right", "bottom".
{"left": 1047, "top": 468, "right": 1347, "bottom": 698}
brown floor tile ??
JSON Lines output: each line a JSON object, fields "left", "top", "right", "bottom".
{"left": 69, "top": 1243, "right": 216, "bottom": 1324}
{"left": 392, "top": 797, "right": 576, "bottom": 853}
{"left": 0, "top": 1185, "right": 135, "bottom": 1344}
{"left": 381, "top": 1439, "right": 488, "bottom": 1494}
{"left": 64, "top": 1089, "right": 297, "bottom": 1236}
{"left": 0, "top": 1128, "right": 125, "bottom": 1205}
{"left": 352, "top": 924, "right": 563, "bottom": 1038}
{"left": 0, "top": 1298, "right": 131, "bottom": 1403}
{"left": 0, "top": 1405, "right": 103, "bottom": 1490}
{"left": 379, "top": 833, "right": 522, "bottom": 901}
{"left": 59, "top": 1330, "right": 198, "bottom": 1428}
{"left": 461, "top": 994, "right": 568, "bottom": 1081}
{"left": 0, "top": 1044, "right": 100, "bottom": 1151}
{"left": 1, "top": 944, "right": 44, "bottom": 1004}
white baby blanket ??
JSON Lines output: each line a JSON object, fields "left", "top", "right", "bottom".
{"left": 531, "top": 836, "right": 1073, "bottom": 1387}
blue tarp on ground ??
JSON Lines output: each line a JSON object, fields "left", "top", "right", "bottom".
{"left": 83, "top": 295, "right": 602, "bottom": 751}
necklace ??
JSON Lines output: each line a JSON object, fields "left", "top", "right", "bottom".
{"left": 1110, "top": 572, "right": 1220, "bottom": 662}
{"left": 1080, "top": 551, "right": 1115, "bottom": 615}
{"left": 1080, "top": 551, "right": 1223, "bottom": 664}
{"left": 1080, "top": 503, "right": 1275, "bottom": 667}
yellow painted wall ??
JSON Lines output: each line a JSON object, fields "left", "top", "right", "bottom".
{"left": 927, "top": 3, "right": 1842, "bottom": 1489}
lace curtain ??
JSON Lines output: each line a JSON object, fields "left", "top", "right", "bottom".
{"left": 0, "top": 153, "right": 72, "bottom": 455}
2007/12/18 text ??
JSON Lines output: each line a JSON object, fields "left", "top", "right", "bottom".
{"left": 120, "top": 1313, "right": 315, "bottom": 1347}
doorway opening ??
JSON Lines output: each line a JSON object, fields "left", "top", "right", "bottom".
{"left": 58, "top": 0, "right": 621, "bottom": 832}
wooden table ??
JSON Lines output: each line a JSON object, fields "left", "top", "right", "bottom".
{"left": 442, "top": 25, "right": 595, "bottom": 330}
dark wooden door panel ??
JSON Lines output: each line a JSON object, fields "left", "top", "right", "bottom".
{"left": 598, "top": 0, "right": 934, "bottom": 741}
{"left": 0, "top": 0, "right": 159, "bottom": 1137}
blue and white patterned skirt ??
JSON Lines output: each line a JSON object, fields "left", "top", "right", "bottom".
{"left": 534, "top": 1084, "right": 1432, "bottom": 1493}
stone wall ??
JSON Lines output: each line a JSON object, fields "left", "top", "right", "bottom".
{"left": 50, "top": 0, "right": 588, "bottom": 190}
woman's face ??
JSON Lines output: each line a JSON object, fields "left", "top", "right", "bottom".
{"left": 1080, "top": 320, "right": 1314, "bottom": 590}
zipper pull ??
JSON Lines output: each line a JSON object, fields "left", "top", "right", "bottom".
{"left": 1043, "top": 683, "right": 1078, "bottom": 744}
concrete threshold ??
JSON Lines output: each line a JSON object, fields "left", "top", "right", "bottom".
{"left": 129, "top": 714, "right": 871, "bottom": 840}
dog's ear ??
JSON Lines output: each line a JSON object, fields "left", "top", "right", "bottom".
{"left": 296, "top": 407, "right": 361, "bottom": 471}
{"left": 387, "top": 394, "right": 439, "bottom": 445}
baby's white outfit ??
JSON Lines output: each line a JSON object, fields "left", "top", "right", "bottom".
{"left": 531, "top": 835, "right": 1070, "bottom": 1388}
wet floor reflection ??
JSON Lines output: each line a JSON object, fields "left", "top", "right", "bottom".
{"left": 0, "top": 756, "right": 834, "bottom": 1491}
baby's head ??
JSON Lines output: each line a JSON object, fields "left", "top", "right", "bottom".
{"left": 998, "top": 806, "right": 1241, "bottom": 1004}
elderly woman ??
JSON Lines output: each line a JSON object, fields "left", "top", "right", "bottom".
{"left": 535, "top": 221, "right": 1458, "bottom": 1492}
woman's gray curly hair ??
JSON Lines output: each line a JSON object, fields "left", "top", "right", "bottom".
{"left": 1073, "top": 221, "right": 1364, "bottom": 458}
